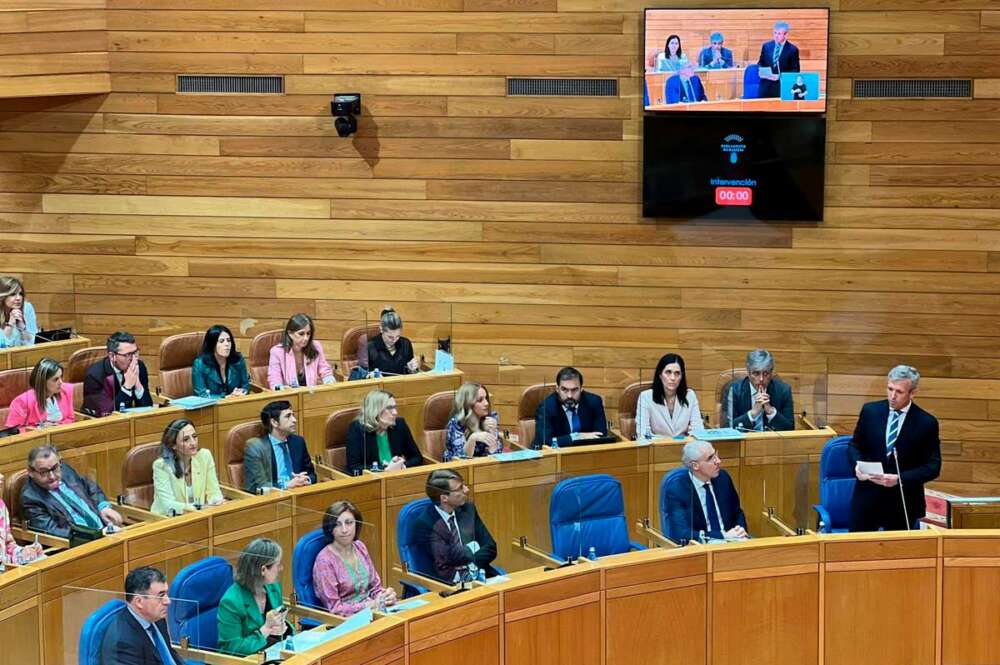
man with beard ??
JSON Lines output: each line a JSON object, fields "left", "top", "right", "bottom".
{"left": 532, "top": 367, "right": 608, "bottom": 448}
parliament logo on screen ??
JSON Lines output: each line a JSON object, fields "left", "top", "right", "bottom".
{"left": 721, "top": 134, "right": 746, "bottom": 164}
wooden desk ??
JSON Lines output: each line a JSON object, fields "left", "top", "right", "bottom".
{"left": 3, "top": 474, "right": 999, "bottom": 665}
{"left": 0, "top": 336, "right": 90, "bottom": 371}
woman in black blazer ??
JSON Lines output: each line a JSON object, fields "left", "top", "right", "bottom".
{"left": 346, "top": 389, "right": 424, "bottom": 474}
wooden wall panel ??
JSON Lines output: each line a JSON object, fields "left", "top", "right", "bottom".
{"left": 2, "top": 0, "right": 1000, "bottom": 493}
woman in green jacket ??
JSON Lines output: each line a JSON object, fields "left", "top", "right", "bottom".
{"left": 217, "top": 538, "right": 293, "bottom": 655}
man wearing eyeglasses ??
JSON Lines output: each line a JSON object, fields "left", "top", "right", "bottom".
{"left": 21, "top": 444, "right": 124, "bottom": 538}
{"left": 726, "top": 348, "right": 795, "bottom": 431}
{"left": 101, "top": 566, "right": 185, "bottom": 665}
{"left": 83, "top": 331, "right": 153, "bottom": 416}
{"left": 664, "top": 440, "right": 748, "bottom": 544}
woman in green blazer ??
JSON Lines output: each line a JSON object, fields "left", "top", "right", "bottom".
{"left": 191, "top": 325, "right": 251, "bottom": 398}
{"left": 218, "top": 538, "right": 293, "bottom": 656}
{"left": 151, "top": 419, "right": 225, "bottom": 516}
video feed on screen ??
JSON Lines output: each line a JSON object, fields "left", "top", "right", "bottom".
{"left": 643, "top": 8, "right": 829, "bottom": 112}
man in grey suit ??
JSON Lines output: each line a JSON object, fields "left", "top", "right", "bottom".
{"left": 22, "top": 444, "right": 124, "bottom": 538}
{"left": 725, "top": 349, "right": 795, "bottom": 431}
{"left": 243, "top": 400, "right": 316, "bottom": 494}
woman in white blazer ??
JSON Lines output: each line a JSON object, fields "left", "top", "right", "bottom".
{"left": 151, "top": 418, "right": 224, "bottom": 516}
{"left": 636, "top": 353, "right": 705, "bottom": 440}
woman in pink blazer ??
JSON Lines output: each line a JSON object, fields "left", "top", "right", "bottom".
{"left": 267, "top": 313, "right": 336, "bottom": 389}
{"left": 5, "top": 357, "right": 76, "bottom": 429}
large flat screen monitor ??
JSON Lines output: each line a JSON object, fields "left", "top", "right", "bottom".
{"left": 643, "top": 8, "right": 829, "bottom": 113}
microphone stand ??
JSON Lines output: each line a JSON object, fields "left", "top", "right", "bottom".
{"left": 892, "top": 448, "right": 911, "bottom": 531}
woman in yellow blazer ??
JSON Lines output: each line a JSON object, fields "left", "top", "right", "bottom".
{"left": 151, "top": 418, "right": 224, "bottom": 516}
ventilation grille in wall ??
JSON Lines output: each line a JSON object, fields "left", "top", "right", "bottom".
{"left": 507, "top": 78, "right": 618, "bottom": 97}
{"left": 853, "top": 79, "right": 971, "bottom": 99}
{"left": 176, "top": 75, "right": 284, "bottom": 94}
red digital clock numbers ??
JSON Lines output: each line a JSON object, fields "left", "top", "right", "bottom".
{"left": 714, "top": 186, "right": 753, "bottom": 206}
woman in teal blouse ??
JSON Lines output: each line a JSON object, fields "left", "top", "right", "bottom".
{"left": 191, "top": 325, "right": 251, "bottom": 398}
{"left": 217, "top": 537, "right": 293, "bottom": 655}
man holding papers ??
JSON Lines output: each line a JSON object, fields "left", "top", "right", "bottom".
{"left": 756, "top": 21, "right": 800, "bottom": 98}
{"left": 848, "top": 365, "right": 941, "bottom": 531}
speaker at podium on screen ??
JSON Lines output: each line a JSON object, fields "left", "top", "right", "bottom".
{"left": 781, "top": 72, "right": 820, "bottom": 101}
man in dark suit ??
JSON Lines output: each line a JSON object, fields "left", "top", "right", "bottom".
{"left": 101, "top": 566, "right": 185, "bottom": 665}
{"left": 532, "top": 367, "right": 608, "bottom": 448}
{"left": 665, "top": 440, "right": 747, "bottom": 544}
{"left": 698, "top": 31, "right": 734, "bottom": 69}
{"left": 83, "top": 331, "right": 153, "bottom": 416}
{"left": 413, "top": 469, "right": 497, "bottom": 582}
{"left": 665, "top": 62, "right": 708, "bottom": 104}
{"left": 848, "top": 365, "right": 941, "bottom": 532}
{"left": 243, "top": 400, "right": 316, "bottom": 494}
{"left": 756, "top": 20, "right": 800, "bottom": 98}
{"left": 726, "top": 348, "right": 795, "bottom": 432}
{"left": 22, "top": 444, "right": 124, "bottom": 538}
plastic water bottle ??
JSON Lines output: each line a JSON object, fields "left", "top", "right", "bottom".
{"left": 284, "top": 637, "right": 295, "bottom": 652}
{"left": 371, "top": 461, "right": 380, "bottom": 473}
{"left": 377, "top": 594, "right": 387, "bottom": 612}
{"left": 587, "top": 546, "right": 597, "bottom": 561}
{"left": 477, "top": 569, "right": 487, "bottom": 584}
{"left": 550, "top": 437, "right": 559, "bottom": 449}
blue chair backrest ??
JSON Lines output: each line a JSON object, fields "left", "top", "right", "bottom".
{"left": 168, "top": 555, "right": 233, "bottom": 651}
{"left": 292, "top": 528, "right": 329, "bottom": 609}
{"left": 397, "top": 497, "right": 436, "bottom": 578}
{"left": 79, "top": 599, "right": 126, "bottom": 665}
{"left": 643, "top": 79, "right": 650, "bottom": 107}
{"left": 549, "top": 474, "right": 631, "bottom": 559}
{"left": 658, "top": 466, "right": 689, "bottom": 537}
{"left": 819, "top": 436, "right": 855, "bottom": 530}
{"left": 742, "top": 65, "right": 760, "bottom": 99}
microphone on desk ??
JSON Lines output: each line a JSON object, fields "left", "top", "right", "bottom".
{"left": 892, "top": 448, "right": 911, "bottom": 531}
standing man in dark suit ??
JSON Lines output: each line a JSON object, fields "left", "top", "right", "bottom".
{"left": 532, "top": 367, "right": 608, "bottom": 448}
{"left": 664, "top": 440, "right": 748, "bottom": 544}
{"left": 413, "top": 469, "right": 497, "bottom": 582}
{"left": 83, "top": 331, "right": 153, "bottom": 416}
{"left": 243, "top": 400, "right": 316, "bottom": 494}
{"left": 101, "top": 566, "right": 185, "bottom": 665}
{"left": 756, "top": 20, "right": 800, "bottom": 98}
{"left": 22, "top": 444, "right": 124, "bottom": 538}
{"left": 848, "top": 365, "right": 941, "bottom": 532}
{"left": 727, "top": 349, "right": 795, "bottom": 431}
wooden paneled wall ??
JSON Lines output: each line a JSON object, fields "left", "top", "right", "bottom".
{"left": 1, "top": 0, "right": 1000, "bottom": 492}
{"left": 0, "top": 0, "right": 109, "bottom": 99}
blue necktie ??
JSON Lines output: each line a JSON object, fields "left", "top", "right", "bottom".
{"left": 569, "top": 408, "right": 581, "bottom": 433}
{"left": 684, "top": 79, "right": 695, "bottom": 102}
{"left": 772, "top": 43, "right": 782, "bottom": 72}
{"left": 280, "top": 442, "right": 294, "bottom": 477}
{"left": 886, "top": 410, "right": 902, "bottom": 457}
{"left": 56, "top": 486, "right": 102, "bottom": 529}
{"left": 704, "top": 483, "right": 723, "bottom": 539}
{"left": 147, "top": 624, "right": 175, "bottom": 665}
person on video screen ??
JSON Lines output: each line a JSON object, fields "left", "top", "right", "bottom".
{"left": 666, "top": 62, "right": 708, "bottom": 104}
{"left": 757, "top": 21, "right": 800, "bottom": 98}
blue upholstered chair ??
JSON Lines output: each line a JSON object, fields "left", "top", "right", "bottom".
{"left": 397, "top": 497, "right": 436, "bottom": 598}
{"left": 549, "top": 474, "right": 645, "bottom": 560}
{"left": 168, "top": 555, "right": 233, "bottom": 652}
{"left": 742, "top": 64, "right": 760, "bottom": 99}
{"left": 813, "top": 436, "right": 855, "bottom": 533}
{"left": 78, "top": 599, "right": 127, "bottom": 665}
{"left": 658, "top": 466, "right": 689, "bottom": 542}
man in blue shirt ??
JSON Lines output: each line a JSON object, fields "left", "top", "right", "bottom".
{"left": 243, "top": 400, "right": 316, "bottom": 493}
{"left": 101, "top": 566, "right": 185, "bottom": 665}
{"left": 21, "top": 444, "right": 124, "bottom": 538}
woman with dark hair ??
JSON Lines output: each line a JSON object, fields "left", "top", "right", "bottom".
{"left": 267, "top": 313, "right": 335, "bottom": 389}
{"left": 5, "top": 357, "right": 75, "bottom": 429}
{"left": 635, "top": 353, "right": 704, "bottom": 440}
{"left": 191, "top": 324, "right": 250, "bottom": 398}
{"left": 151, "top": 418, "right": 224, "bottom": 516}
{"left": 656, "top": 34, "right": 688, "bottom": 73}
{"left": 367, "top": 307, "right": 418, "bottom": 376}
{"left": 218, "top": 538, "right": 293, "bottom": 656}
{"left": 443, "top": 382, "right": 502, "bottom": 461}
{"left": 312, "top": 500, "right": 396, "bottom": 615}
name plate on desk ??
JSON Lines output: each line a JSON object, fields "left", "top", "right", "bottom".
{"left": 493, "top": 450, "right": 543, "bottom": 463}
{"left": 168, "top": 396, "right": 218, "bottom": 410}
{"left": 697, "top": 428, "right": 745, "bottom": 441}
{"left": 279, "top": 608, "right": 374, "bottom": 654}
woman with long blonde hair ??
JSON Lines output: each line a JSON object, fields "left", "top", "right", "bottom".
{"left": 443, "top": 382, "right": 503, "bottom": 461}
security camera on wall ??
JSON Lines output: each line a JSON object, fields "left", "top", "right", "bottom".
{"left": 331, "top": 93, "right": 361, "bottom": 137}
